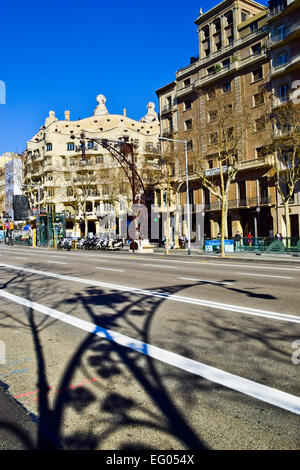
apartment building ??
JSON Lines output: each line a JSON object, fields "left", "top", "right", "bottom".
{"left": 157, "top": 0, "right": 299, "bottom": 239}
{"left": 0, "top": 152, "right": 20, "bottom": 220}
{"left": 24, "top": 96, "right": 160, "bottom": 237}
{"left": 268, "top": 0, "right": 300, "bottom": 237}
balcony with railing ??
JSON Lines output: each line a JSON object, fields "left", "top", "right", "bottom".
{"left": 205, "top": 196, "right": 272, "bottom": 211}
{"left": 161, "top": 126, "right": 174, "bottom": 137}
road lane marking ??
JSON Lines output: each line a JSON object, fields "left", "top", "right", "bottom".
{"left": 142, "top": 264, "right": 177, "bottom": 269}
{"left": 0, "top": 263, "right": 299, "bottom": 324}
{"left": 46, "top": 261, "right": 66, "bottom": 265}
{"left": 237, "top": 272, "right": 293, "bottom": 279}
{"left": 0, "top": 288, "right": 299, "bottom": 415}
{"left": 179, "top": 278, "right": 234, "bottom": 286}
{"left": 87, "top": 258, "right": 110, "bottom": 262}
{"left": 96, "top": 267, "right": 125, "bottom": 272}
{"left": 15, "top": 257, "right": 27, "bottom": 260}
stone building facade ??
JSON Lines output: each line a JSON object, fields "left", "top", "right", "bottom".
{"left": 268, "top": 0, "right": 300, "bottom": 237}
{"left": 24, "top": 96, "right": 160, "bottom": 237}
{"left": 156, "top": 0, "right": 300, "bottom": 239}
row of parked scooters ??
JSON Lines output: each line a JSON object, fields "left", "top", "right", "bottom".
{"left": 57, "top": 236, "right": 124, "bottom": 251}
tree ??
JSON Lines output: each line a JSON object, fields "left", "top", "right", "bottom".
{"left": 267, "top": 101, "right": 300, "bottom": 239}
{"left": 191, "top": 90, "right": 250, "bottom": 257}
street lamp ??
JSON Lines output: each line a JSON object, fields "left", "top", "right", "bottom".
{"left": 22, "top": 183, "right": 41, "bottom": 245}
{"left": 159, "top": 137, "right": 192, "bottom": 256}
{"left": 254, "top": 206, "right": 261, "bottom": 239}
{"left": 70, "top": 132, "right": 148, "bottom": 252}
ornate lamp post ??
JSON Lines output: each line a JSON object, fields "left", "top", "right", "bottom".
{"left": 70, "top": 132, "right": 148, "bottom": 251}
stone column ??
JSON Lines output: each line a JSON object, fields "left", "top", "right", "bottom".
{"left": 232, "top": 7, "right": 239, "bottom": 41}
{"left": 198, "top": 28, "right": 204, "bottom": 59}
{"left": 220, "top": 15, "right": 227, "bottom": 47}
{"left": 209, "top": 22, "right": 214, "bottom": 54}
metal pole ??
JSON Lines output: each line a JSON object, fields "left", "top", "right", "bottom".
{"left": 184, "top": 140, "right": 192, "bottom": 256}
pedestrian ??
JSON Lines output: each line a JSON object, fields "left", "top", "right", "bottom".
{"left": 248, "top": 232, "right": 253, "bottom": 247}
{"left": 234, "top": 231, "right": 242, "bottom": 251}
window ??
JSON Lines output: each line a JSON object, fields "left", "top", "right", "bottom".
{"left": 207, "top": 89, "right": 216, "bottom": 100}
{"left": 184, "top": 99, "right": 192, "bottom": 110}
{"left": 225, "top": 11, "right": 233, "bottom": 25}
{"left": 256, "top": 146, "right": 268, "bottom": 158}
{"left": 275, "top": 24, "right": 286, "bottom": 41}
{"left": 228, "top": 36, "right": 234, "bottom": 46}
{"left": 47, "top": 173, "right": 53, "bottom": 181}
{"left": 67, "top": 142, "right": 75, "bottom": 151}
{"left": 279, "top": 83, "right": 289, "bottom": 102}
{"left": 208, "top": 159, "right": 213, "bottom": 169}
{"left": 251, "top": 43, "right": 261, "bottom": 55}
{"left": 96, "top": 156, "right": 104, "bottom": 164}
{"left": 259, "top": 177, "right": 269, "bottom": 203}
{"left": 252, "top": 66, "right": 263, "bottom": 82}
{"left": 185, "top": 119, "right": 193, "bottom": 130}
{"left": 209, "top": 132, "right": 218, "bottom": 144}
{"left": 223, "top": 81, "right": 231, "bottom": 93}
{"left": 238, "top": 181, "right": 247, "bottom": 204}
{"left": 214, "top": 19, "right": 221, "bottom": 32}
{"left": 46, "top": 143, "right": 52, "bottom": 151}
{"left": 88, "top": 141, "right": 94, "bottom": 149}
{"left": 67, "top": 188, "right": 73, "bottom": 197}
{"left": 102, "top": 185, "right": 109, "bottom": 195}
{"left": 208, "top": 110, "right": 218, "bottom": 122}
{"left": 70, "top": 158, "right": 77, "bottom": 166}
{"left": 47, "top": 188, "right": 54, "bottom": 197}
{"left": 277, "top": 53, "right": 288, "bottom": 67}
{"left": 253, "top": 92, "right": 264, "bottom": 106}
{"left": 227, "top": 127, "right": 234, "bottom": 139}
{"left": 166, "top": 96, "right": 172, "bottom": 108}
{"left": 241, "top": 10, "right": 249, "bottom": 22}
{"left": 203, "top": 26, "right": 209, "bottom": 38}
{"left": 184, "top": 78, "right": 191, "bottom": 87}
{"left": 187, "top": 140, "right": 193, "bottom": 151}
{"left": 255, "top": 117, "right": 265, "bottom": 132}
{"left": 207, "top": 66, "right": 215, "bottom": 75}
{"left": 222, "top": 58, "right": 230, "bottom": 68}
{"left": 250, "top": 21, "right": 258, "bottom": 33}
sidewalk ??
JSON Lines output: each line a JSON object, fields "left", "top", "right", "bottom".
{"left": 5, "top": 244, "right": 300, "bottom": 264}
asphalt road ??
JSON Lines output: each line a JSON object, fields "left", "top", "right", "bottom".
{"left": 0, "top": 245, "right": 299, "bottom": 450}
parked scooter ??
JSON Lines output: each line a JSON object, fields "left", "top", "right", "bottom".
{"left": 57, "top": 238, "right": 72, "bottom": 251}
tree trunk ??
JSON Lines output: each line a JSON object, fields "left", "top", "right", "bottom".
{"left": 284, "top": 200, "right": 290, "bottom": 250}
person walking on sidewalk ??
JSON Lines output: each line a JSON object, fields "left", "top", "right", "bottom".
{"left": 234, "top": 231, "right": 242, "bottom": 252}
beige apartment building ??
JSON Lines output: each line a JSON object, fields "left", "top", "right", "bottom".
{"left": 156, "top": 0, "right": 300, "bottom": 239}
{"left": 0, "top": 152, "right": 19, "bottom": 221}
{"left": 24, "top": 95, "right": 160, "bottom": 237}
{"left": 268, "top": 0, "right": 300, "bottom": 237}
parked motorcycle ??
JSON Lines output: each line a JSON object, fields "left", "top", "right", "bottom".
{"left": 57, "top": 238, "right": 72, "bottom": 251}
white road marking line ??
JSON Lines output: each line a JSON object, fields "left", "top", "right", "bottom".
{"left": 179, "top": 278, "right": 234, "bottom": 286}
{"left": 46, "top": 261, "right": 66, "bottom": 265}
{"left": 0, "top": 288, "right": 299, "bottom": 415}
{"left": 87, "top": 258, "right": 110, "bottom": 262}
{"left": 237, "top": 272, "right": 293, "bottom": 279}
{"left": 96, "top": 267, "right": 125, "bottom": 272}
{"left": 142, "top": 264, "right": 177, "bottom": 269}
{"left": 15, "top": 257, "right": 27, "bottom": 260}
{"left": 0, "top": 263, "right": 299, "bottom": 324}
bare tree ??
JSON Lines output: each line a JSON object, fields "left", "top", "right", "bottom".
{"left": 264, "top": 100, "right": 300, "bottom": 239}
{"left": 191, "top": 91, "right": 250, "bottom": 257}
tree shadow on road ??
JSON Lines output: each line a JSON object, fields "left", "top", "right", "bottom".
{"left": 0, "top": 264, "right": 298, "bottom": 450}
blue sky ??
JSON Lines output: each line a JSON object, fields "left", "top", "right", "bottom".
{"left": 0, "top": 0, "right": 268, "bottom": 154}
